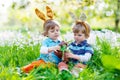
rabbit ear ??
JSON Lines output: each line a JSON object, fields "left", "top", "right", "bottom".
{"left": 46, "top": 6, "right": 54, "bottom": 19}
{"left": 69, "top": 12, "right": 77, "bottom": 21}
{"left": 79, "top": 13, "right": 87, "bottom": 22}
{"left": 35, "top": 8, "right": 46, "bottom": 21}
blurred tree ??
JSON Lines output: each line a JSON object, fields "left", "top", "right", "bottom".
{"left": 115, "top": 0, "right": 120, "bottom": 32}
{"left": 104, "top": 0, "right": 120, "bottom": 31}
{"left": 6, "top": 0, "right": 119, "bottom": 32}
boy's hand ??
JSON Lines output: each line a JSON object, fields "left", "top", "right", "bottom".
{"left": 67, "top": 53, "right": 81, "bottom": 60}
{"left": 59, "top": 41, "right": 67, "bottom": 47}
{"left": 54, "top": 41, "right": 68, "bottom": 59}
{"left": 53, "top": 45, "right": 63, "bottom": 59}
{"left": 54, "top": 46, "right": 60, "bottom": 51}
{"left": 48, "top": 46, "right": 60, "bottom": 53}
{"left": 66, "top": 53, "right": 74, "bottom": 58}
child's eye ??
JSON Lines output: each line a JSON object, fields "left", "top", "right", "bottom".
{"left": 78, "top": 34, "right": 82, "bottom": 36}
{"left": 50, "top": 30, "right": 54, "bottom": 33}
{"left": 56, "top": 29, "right": 59, "bottom": 32}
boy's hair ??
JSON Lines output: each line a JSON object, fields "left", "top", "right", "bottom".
{"left": 43, "top": 20, "right": 60, "bottom": 36}
{"left": 72, "top": 21, "right": 90, "bottom": 38}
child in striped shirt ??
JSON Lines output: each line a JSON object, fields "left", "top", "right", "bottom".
{"left": 58, "top": 20, "right": 94, "bottom": 77}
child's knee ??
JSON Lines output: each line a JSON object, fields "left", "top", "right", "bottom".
{"left": 74, "top": 63, "right": 86, "bottom": 68}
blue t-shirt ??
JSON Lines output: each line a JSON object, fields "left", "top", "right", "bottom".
{"left": 38, "top": 38, "right": 61, "bottom": 65}
{"left": 69, "top": 40, "right": 94, "bottom": 64}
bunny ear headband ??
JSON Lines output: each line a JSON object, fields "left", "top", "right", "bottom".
{"left": 35, "top": 6, "right": 54, "bottom": 22}
{"left": 69, "top": 12, "right": 89, "bottom": 34}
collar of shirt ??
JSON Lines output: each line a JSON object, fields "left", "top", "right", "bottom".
{"left": 72, "top": 40, "right": 87, "bottom": 46}
{"left": 47, "top": 37, "right": 60, "bottom": 43}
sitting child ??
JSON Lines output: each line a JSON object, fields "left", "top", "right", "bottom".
{"left": 22, "top": 6, "right": 62, "bottom": 73}
{"left": 58, "top": 13, "right": 94, "bottom": 77}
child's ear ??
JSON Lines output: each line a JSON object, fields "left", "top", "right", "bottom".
{"left": 46, "top": 6, "right": 54, "bottom": 19}
{"left": 35, "top": 8, "right": 46, "bottom": 21}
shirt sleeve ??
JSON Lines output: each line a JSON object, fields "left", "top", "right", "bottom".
{"left": 40, "top": 40, "right": 49, "bottom": 54}
{"left": 78, "top": 45, "right": 94, "bottom": 62}
{"left": 40, "top": 46, "right": 49, "bottom": 54}
{"left": 79, "top": 53, "right": 92, "bottom": 62}
{"left": 85, "top": 45, "right": 94, "bottom": 54}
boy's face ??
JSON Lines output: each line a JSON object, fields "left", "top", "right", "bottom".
{"left": 47, "top": 26, "right": 60, "bottom": 40}
{"left": 74, "top": 31, "right": 86, "bottom": 44}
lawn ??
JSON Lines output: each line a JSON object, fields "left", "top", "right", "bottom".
{"left": 0, "top": 30, "right": 120, "bottom": 80}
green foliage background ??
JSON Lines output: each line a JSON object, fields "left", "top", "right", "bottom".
{"left": 1, "top": 0, "right": 120, "bottom": 32}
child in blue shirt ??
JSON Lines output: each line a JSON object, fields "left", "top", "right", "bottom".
{"left": 22, "top": 6, "right": 62, "bottom": 73}
{"left": 38, "top": 20, "right": 61, "bottom": 64}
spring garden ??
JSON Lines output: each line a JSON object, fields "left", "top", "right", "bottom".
{"left": 0, "top": 0, "right": 120, "bottom": 80}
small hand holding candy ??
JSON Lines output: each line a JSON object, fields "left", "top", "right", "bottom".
{"left": 54, "top": 41, "right": 69, "bottom": 62}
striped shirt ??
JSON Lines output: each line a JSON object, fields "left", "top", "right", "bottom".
{"left": 69, "top": 40, "right": 94, "bottom": 64}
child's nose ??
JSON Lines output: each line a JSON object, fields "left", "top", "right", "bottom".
{"left": 74, "top": 36, "right": 79, "bottom": 39}
{"left": 74, "top": 36, "right": 78, "bottom": 38}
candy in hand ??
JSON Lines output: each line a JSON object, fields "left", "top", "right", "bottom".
{"left": 54, "top": 50, "right": 62, "bottom": 59}
{"left": 63, "top": 51, "right": 69, "bottom": 62}
{"left": 54, "top": 41, "right": 68, "bottom": 62}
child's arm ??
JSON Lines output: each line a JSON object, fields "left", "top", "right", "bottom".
{"left": 40, "top": 46, "right": 60, "bottom": 54}
{"left": 48, "top": 46, "right": 60, "bottom": 53}
{"left": 77, "top": 53, "right": 92, "bottom": 62}
{"left": 67, "top": 52, "right": 92, "bottom": 62}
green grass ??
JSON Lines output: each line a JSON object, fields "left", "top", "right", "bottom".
{"left": 0, "top": 38, "right": 120, "bottom": 79}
